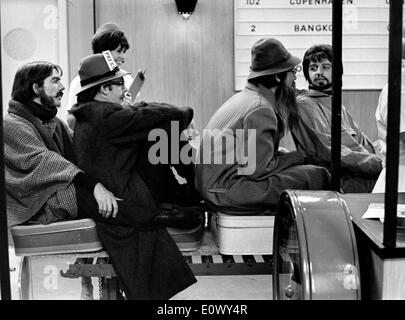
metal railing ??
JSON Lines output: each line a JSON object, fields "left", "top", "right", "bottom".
{"left": 331, "top": 1, "right": 402, "bottom": 247}
{"left": 383, "top": 0, "right": 403, "bottom": 247}
{"left": 0, "top": 1, "right": 12, "bottom": 300}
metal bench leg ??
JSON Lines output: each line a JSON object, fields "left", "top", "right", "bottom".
{"left": 81, "top": 275, "right": 94, "bottom": 300}
{"left": 19, "top": 256, "right": 33, "bottom": 300}
{"left": 99, "top": 277, "right": 121, "bottom": 300}
{"left": 76, "top": 258, "right": 94, "bottom": 300}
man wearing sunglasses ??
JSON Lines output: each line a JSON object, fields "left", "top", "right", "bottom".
{"left": 291, "top": 44, "right": 382, "bottom": 193}
{"left": 66, "top": 22, "right": 133, "bottom": 130}
{"left": 70, "top": 50, "right": 204, "bottom": 299}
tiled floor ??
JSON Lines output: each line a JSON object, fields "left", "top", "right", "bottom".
{"left": 172, "top": 275, "right": 272, "bottom": 300}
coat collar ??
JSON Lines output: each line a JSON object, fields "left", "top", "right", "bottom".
{"left": 305, "top": 89, "right": 331, "bottom": 98}
{"left": 245, "top": 82, "right": 288, "bottom": 133}
{"left": 8, "top": 99, "right": 58, "bottom": 149}
{"left": 8, "top": 99, "right": 74, "bottom": 161}
{"left": 245, "top": 82, "right": 278, "bottom": 108}
{"left": 245, "top": 81, "right": 287, "bottom": 119}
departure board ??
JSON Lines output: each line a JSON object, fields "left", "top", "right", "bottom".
{"left": 234, "top": 0, "right": 391, "bottom": 91}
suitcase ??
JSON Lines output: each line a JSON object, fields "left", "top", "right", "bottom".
{"left": 11, "top": 219, "right": 103, "bottom": 256}
{"left": 167, "top": 223, "right": 204, "bottom": 252}
{"left": 11, "top": 218, "right": 204, "bottom": 256}
{"left": 210, "top": 212, "right": 275, "bottom": 255}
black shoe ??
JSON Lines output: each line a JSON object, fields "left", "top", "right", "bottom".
{"left": 154, "top": 205, "right": 204, "bottom": 229}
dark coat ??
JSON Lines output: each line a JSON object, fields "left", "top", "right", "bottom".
{"left": 72, "top": 101, "right": 194, "bottom": 202}
{"left": 71, "top": 100, "right": 196, "bottom": 299}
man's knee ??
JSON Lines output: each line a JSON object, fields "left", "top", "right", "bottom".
{"left": 300, "top": 164, "right": 332, "bottom": 189}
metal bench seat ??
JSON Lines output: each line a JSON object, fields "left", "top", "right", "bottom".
{"left": 10, "top": 217, "right": 273, "bottom": 299}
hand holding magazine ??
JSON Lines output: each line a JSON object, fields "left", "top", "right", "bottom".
{"left": 128, "top": 69, "right": 146, "bottom": 103}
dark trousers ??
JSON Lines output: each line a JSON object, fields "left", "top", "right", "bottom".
{"left": 75, "top": 185, "right": 159, "bottom": 230}
{"left": 135, "top": 142, "right": 202, "bottom": 207}
{"left": 74, "top": 185, "right": 196, "bottom": 300}
{"left": 340, "top": 174, "right": 377, "bottom": 193}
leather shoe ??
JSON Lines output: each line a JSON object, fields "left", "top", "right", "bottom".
{"left": 154, "top": 205, "right": 204, "bottom": 229}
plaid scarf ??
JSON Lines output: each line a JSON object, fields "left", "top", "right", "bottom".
{"left": 5, "top": 100, "right": 81, "bottom": 226}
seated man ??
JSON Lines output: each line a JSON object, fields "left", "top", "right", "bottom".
{"left": 291, "top": 44, "right": 382, "bottom": 193}
{"left": 4, "top": 60, "right": 201, "bottom": 300}
{"left": 194, "top": 38, "right": 331, "bottom": 214}
{"left": 72, "top": 50, "right": 202, "bottom": 210}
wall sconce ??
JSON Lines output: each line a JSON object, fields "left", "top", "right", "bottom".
{"left": 175, "top": 0, "right": 198, "bottom": 20}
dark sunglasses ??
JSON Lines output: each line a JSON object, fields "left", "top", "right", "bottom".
{"left": 288, "top": 66, "right": 302, "bottom": 74}
{"left": 109, "top": 80, "right": 125, "bottom": 88}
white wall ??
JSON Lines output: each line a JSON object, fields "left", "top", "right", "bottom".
{"left": 1, "top": 0, "right": 69, "bottom": 122}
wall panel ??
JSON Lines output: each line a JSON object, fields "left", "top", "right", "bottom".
{"left": 67, "top": 0, "right": 94, "bottom": 83}
{"left": 95, "top": 0, "right": 234, "bottom": 131}
{"left": 94, "top": 0, "right": 380, "bottom": 139}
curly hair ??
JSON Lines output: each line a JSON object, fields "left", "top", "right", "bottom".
{"left": 302, "top": 44, "right": 343, "bottom": 82}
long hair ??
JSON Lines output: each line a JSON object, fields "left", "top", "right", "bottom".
{"left": 248, "top": 72, "right": 298, "bottom": 130}
{"left": 91, "top": 30, "right": 129, "bottom": 53}
{"left": 11, "top": 61, "right": 62, "bottom": 103}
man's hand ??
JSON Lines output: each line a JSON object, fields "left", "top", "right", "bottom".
{"left": 93, "top": 183, "right": 121, "bottom": 218}
{"left": 122, "top": 92, "right": 133, "bottom": 107}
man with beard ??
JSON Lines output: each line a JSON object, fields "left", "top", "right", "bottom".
{"left": 194, "top": 38, "right": 331, "bottom": 214}
{"left": 4, "top": 60, "right": 202, "bottom": 299}
{"left": 291, "top": 44, "right": 382, "bottom": 193}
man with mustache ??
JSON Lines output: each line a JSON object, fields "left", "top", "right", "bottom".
{"left": 291, "top": 44, "right": 382, "bottom": 193}
{"left": 4, "top": 60, "right": 201, "bottom": 299}
{"left": 195, "top": 38, "right": 331, "bottom": 214}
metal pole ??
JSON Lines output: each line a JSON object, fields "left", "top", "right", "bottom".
{"left": 383, "top": 1, "right": 403, "bottom": 248}
{"left": 93, "top": 0, "right": 97, "bottom": 34}
{"left": 0, "top": 1, "right": 12, "bottom": 300}
{"left": 331, "top": 0, "right": 343, "bottom": 192}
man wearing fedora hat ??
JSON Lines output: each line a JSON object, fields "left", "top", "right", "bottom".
{"left": 70, "top": 51, "right": 204, "bottom": 299}
{"left": 291, "top": 44, "right": 382, "bottom": 193}
{"left": 194, "top": 38, "right": 331, "bottom": 214}
{"left": 66, "top": 22, "right": 133, "bottom": 130}
{"left": 4, "top": 57, "right": 202, "bottom": 299}
{"left": 66, "top": 22, "right": 132, "bottom": 296}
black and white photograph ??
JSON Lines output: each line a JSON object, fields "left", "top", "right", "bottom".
{"left": 0, "top": 0, "right": 404, "bottom": 310}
